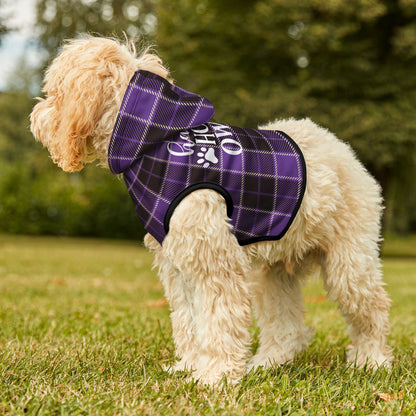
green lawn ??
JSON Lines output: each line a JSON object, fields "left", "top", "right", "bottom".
{"left": 0, "top": 234, "right": 415, "bottom": 415}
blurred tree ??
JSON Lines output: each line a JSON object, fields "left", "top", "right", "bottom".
{"left": 34, "top": 0, "right": 157, "bottom": 55}
{"left": 0, "top": 91, "right": 38, "bottom": 165}
{"left": 156, "top": 0, "right": 416, "bottom": 233}
{"left": 0, "top": 0, "right": 11, "bottom": 44}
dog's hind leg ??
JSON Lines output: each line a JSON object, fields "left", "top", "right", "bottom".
{"left": 322, "top": 243, "right": 393, "bottom": 369}
{"left": 162, "top": 190, "right": 252, "bottom": 385}
{"left": 248, "top": 263, "right": 314, "bottom": 371}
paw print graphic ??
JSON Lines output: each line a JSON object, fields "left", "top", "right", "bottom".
{"left": 197, "top": 147, "right": 218, "bottom": 168}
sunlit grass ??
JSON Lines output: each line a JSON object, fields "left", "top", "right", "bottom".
{"left": 0, "top": 234, "right": 415, "bottom": 415}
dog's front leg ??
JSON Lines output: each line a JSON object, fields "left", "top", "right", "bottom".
{"left": 144, "top": 233, "right": 199, "bottom": 372}
{"left": 162, "top": 190, "right": 252, "bottom": 386}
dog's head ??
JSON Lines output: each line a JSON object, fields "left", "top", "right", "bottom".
{"left": 30, "top": 36, "right": 169, "bottom": 172}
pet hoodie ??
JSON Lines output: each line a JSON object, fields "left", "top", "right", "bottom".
{"left": 108, "top": 70, "right": 306, "bottom": 246}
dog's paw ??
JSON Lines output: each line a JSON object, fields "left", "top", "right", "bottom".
{"left": 247, "top": 352, "right": 291, "bottom": 373}
{"left": 248, "top": 327, "right": 314, "bottom": 373}
{"left": 190, "top": 369, "right": 241, "bottom": 387}
{"left": 164, "top": 359, "right": 195, "bottom": 374}
{"left": 346, "top": 344, "right": 394, "bottom": 370}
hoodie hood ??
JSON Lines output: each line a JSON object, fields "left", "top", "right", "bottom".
{"left": 108, "top": 70, "right": 215, "bottom": 174}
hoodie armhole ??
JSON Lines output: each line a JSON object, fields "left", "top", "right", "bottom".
{"left": 163, "top": 182, "right": 234, "bottom": 234}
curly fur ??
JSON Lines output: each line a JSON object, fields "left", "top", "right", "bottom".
{"left": 30, "top": 36, "right": 168, "bottom": 171}
{"left": 30, "top": 36, "right": 393, "bottom": 386}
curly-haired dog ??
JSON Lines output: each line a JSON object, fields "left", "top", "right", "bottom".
{"left": 30, "top": 36, "right": 393, "bottom": 385}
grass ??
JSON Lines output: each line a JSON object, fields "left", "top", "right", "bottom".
{"left": 0, "top": 234, "right": 415, "bottom": 415}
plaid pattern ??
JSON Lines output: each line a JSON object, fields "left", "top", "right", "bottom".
{"left": 109, "top": 70, "right": 306, "bottom": 246}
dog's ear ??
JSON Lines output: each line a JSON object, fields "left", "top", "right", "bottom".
{"left": 30, "top": 58, "right": 109, "bottom": 172}
{"left": 45, "top": 68, "right": 107, "bottom": 172}
{"left": 31, "top": 37, "right": 142, "bottom": 172}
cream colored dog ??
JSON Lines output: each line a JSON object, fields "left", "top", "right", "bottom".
{"left": 30, "top": 36, "right": 393, "bottom": 385}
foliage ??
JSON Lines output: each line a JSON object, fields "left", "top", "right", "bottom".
{"left": 34, "top": 0, "right": 156, "bottom": 55}
{"left": 0, "top": 163, "right": 145, "bottom": 239}
{"left": 0, "top": 91, "right": 145, "bottom": 240}
{"left": 0, "top": 234, "right": 416, "bottom": 414}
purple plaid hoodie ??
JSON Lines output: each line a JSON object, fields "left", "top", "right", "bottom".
{"left": 109, "top": 70, "right": 306, "bottom": 246}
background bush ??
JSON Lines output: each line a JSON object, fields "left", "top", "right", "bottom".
{"left": 0, "top": 91, "right": 144, "bottom": 239}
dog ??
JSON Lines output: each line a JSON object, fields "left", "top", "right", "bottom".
{"left": 30, "top": 36, "right": 393, "bottom": 385}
